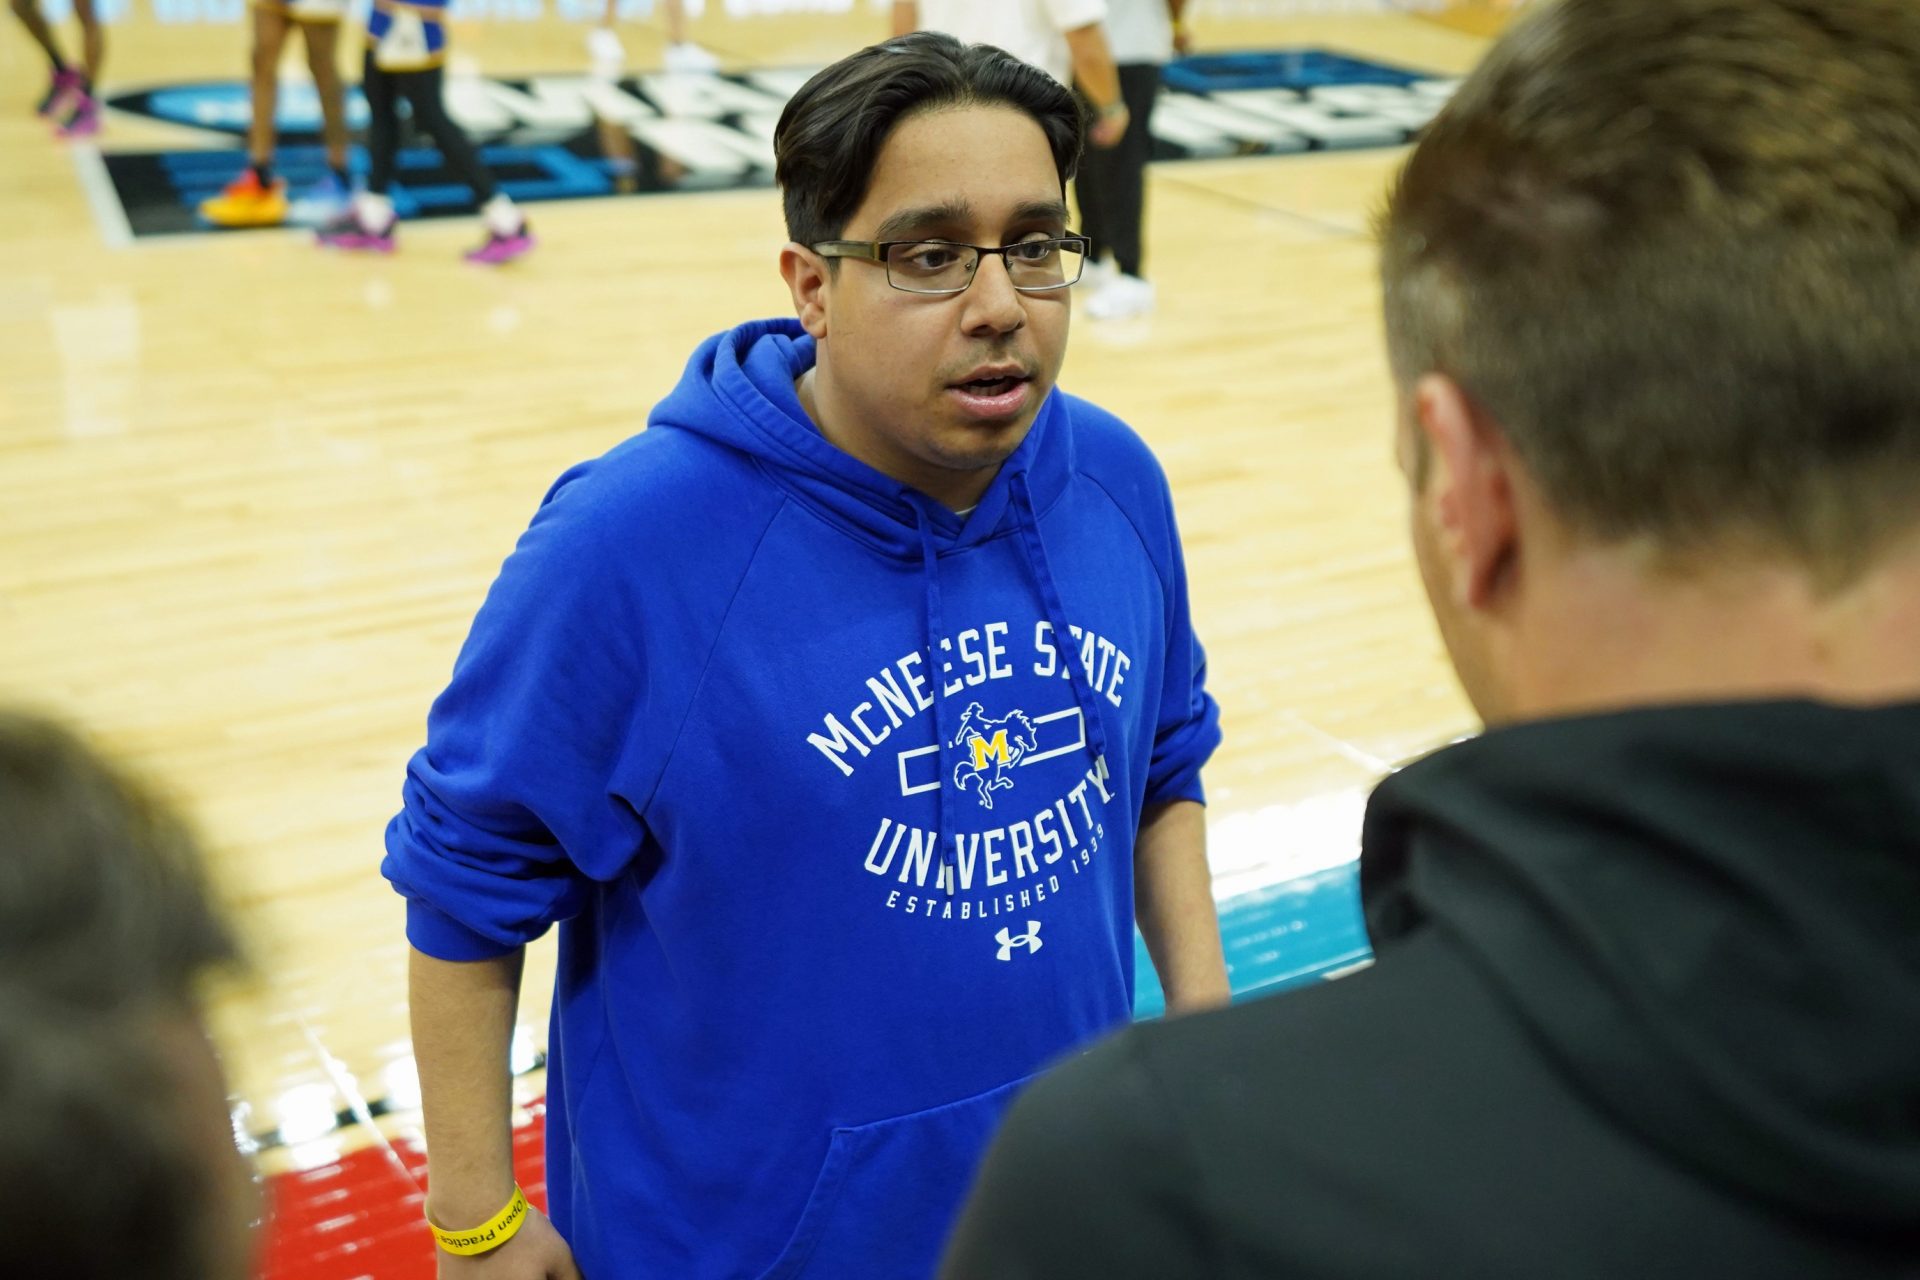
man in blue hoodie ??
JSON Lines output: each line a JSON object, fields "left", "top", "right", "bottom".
{"left": 384, "top": 31, "right": 1227, "bottom": 1280}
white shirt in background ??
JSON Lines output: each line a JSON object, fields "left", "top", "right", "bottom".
{"left": 1103, "top": 0, "right": 1174, "bottom": 65}
{"left": 918, "top": 0, "right": 1110, "bottom": 87}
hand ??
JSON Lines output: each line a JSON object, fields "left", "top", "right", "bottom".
{"left": 437, "top": 1206, "right": 582, "bottom": 1280}
{"left": 1090, "top": 103, "right": 1130, "bottom": 148}
{"left": 1172, "top": 26, "right": 1193, "bottom": 56}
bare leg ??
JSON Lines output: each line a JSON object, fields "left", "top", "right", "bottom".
{"left": 71, "top": 0, "right": 101, "bottom": 83}
{"left": 300, "top": 19, "right": 348, "bottom": 171}
{"left": 9, "top": 0, "right": 67, "bottom": 70}
{"left": 594, "top": 114, "right": 638, "bottom": 191}
{"left": 248, "top": 6, "right": 290, "bottom": 168}
{"left": 659, "top": 0, "right": 716, "bottom": 71}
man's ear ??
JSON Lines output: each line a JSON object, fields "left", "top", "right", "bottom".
{"left": 1413, "top": 372, "right": 1519, "bottom": 610}
{"left": 780, "top": 243, "right": 831, "bottom": 340}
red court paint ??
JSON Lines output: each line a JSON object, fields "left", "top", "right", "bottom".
{"left": 261, "top": 1100, "right": 549, "bottom": 1279}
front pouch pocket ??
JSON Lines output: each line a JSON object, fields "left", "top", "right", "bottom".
{"left": 754, "top": 1072, "right": 1040, "bottom": 1280}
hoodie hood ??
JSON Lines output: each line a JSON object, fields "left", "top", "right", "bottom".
{"left": 648, "top": 319, "right": 1112, "bottom": 891}
{"left": 649, "top": 317, "right": 1071, "bottom": 560}
{"left": 1361, "top": 699, "right": 1920, "bottom": 1231}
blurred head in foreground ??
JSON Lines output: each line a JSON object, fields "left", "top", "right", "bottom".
{"left": 0, "top": 711, "right": 252, "bottom": 1280}
{"left": 1379, "top": 0, "right": 1920, "bottom": 722}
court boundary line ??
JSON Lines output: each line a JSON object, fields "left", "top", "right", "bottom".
{"left": 76, "top": 178, "right": 779, "bottom": 249}
{"left": 71, "top": 141, "right": 135, "bottom": 249}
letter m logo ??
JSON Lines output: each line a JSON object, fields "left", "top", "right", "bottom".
{"left": 969, "top": 729, "right": 1013, "bottom": 771}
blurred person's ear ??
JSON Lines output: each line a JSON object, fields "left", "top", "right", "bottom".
{"left": 1413, "top": 372, "right": 1519, "bottom": 613}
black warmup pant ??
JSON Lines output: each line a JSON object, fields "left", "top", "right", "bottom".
{"left": 1077, "top": 63, "right": 1163, "bottom": 278}
{"left": 362, "top": 52, "right": 497, "bottom": 201}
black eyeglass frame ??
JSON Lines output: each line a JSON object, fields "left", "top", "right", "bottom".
{"left": 809, "top": 234, "right": 1093, "bottom": 295}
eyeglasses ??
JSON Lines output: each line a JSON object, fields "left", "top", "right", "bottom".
{"left": 810, "top": 235, "right": 1091, "bottom": 295}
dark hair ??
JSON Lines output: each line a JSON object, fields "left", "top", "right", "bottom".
{"left": 1, "top": 999, "right": 247, "bottom": 1280}
{"left": 775, "top": 30, "right": 1084, "bottom": 248}
{"left": 0, "top": 710, "right": 239, "bottom": 1007}
{"left": 0, "top": 711, "right": 248, "bottom": 1279}
{"left": 1380, "top": 0, "right": 1920, "bottom": 586}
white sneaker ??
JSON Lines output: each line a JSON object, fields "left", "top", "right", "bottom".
{"left": 587, "top": 26, "right": 626, "bottom": 82}
{"left": 1085, "top": 272, "right": 1156, "bottom": 320}
{"left": 664, "top": 41, "right": 719, "bottom": 74}
{"left": 1075, "top": 258, "right": 1115, "bottom": 291}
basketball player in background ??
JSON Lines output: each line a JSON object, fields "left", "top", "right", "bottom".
{"left": 895, "top": 0, "right": 1133, "bottom": 152}
{"left": 586, "top": 9, "right": 642, "bottom": 193}
{"left": 1074, "top": 0, "right": 1187, "bottom": 321}
{"left": 197, "top": 0, "right": 354, "bottom": 229}
{"left": 590, "top": 0, "right": 718, "bottom": 81}
{"left": 11, "top": 0, "right": 105, "bottom": 136}
{"left": 584, "top": 0, "right": 717, "bottom": 194}
{"left": 0, "top": 710, "right": 255, "bottom": 1280}
{"left": 316, "top": 0, "right": 532, "bottom": 263}
{"left": 655, "top": 0, "right": 716, "bottom": 74}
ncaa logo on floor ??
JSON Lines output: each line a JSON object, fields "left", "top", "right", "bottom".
{"left": 87, "top": 50, "right": 1454, "bottom": 240}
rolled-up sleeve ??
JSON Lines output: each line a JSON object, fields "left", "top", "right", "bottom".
{"left": 382, "top": 467, "right": 655, "bottom": 959}
{"left": 1145, "top": 493, "right": 1220, "bottom": 809}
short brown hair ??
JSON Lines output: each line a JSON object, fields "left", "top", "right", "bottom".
{"left": 1380, "top": 0, "right": 1920, "bottom": 585}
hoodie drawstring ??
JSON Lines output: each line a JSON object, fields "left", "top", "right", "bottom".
{"left": 909, "top": 498, "right": 959, "bottom": 897}
{"left": 1010, "top": 469, "right": 1110, "bottom": 781}
{"left": 911, "top": 474, "right": 1108, "bottom": 901}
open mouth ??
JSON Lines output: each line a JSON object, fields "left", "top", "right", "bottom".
{"left": 956, "top": 375, "right": 1026, "bottom": 396}
{"left": 947, "top": 371, "right": 1034, "bottom": 420}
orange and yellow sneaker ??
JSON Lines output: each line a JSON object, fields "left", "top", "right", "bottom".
{"left": 197, "top": 169, "right": 289, "bottom": 228}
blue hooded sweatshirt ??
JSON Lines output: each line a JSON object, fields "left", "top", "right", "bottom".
{"left": 383, "top": 318, "right": 1220, "bottom": 1280}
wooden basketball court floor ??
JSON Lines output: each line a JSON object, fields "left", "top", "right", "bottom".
{"left": 0, "top": 0, "right": 1506, "bottom": 1202}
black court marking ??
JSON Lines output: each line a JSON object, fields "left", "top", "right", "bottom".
{"left": 1156, "top": 167, "right": 1370, "bottom": 241}
{"left": 93, "top": 50, "right": 1453, "bottom": 241}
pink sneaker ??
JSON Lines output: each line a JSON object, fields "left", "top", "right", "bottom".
{"left": 55, "top": 93, "right": 100, "bottom": 138}
{"left": 464, "top": 225, "right": 534, "bottom": 266}
{"left": 36, "top": 70, "right": 84, "bottom": 118}
{"left": 316, "top": 209, "right": 397, "bottom": 253}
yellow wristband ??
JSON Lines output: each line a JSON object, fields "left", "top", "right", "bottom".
{"left": 426, "top": 1185, "right": 531, "bottom": 1257}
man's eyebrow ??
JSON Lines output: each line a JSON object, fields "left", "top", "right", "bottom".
{"left": 867, "top": 198, "right": 1070, "bottom": 243}
{"left": 873, "top": 201, "right": 977, "bottom": 242}
{"left": 1009, "top": 200, "right": 1070, "bottom": 227}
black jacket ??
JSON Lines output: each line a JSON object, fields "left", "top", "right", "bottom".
{"left": 940, "top": 700, "right": 1920, "bottom": 1279}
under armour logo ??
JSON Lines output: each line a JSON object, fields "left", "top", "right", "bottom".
{"left": 995, "top": 920, "right": 1044, "bottom": 961}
